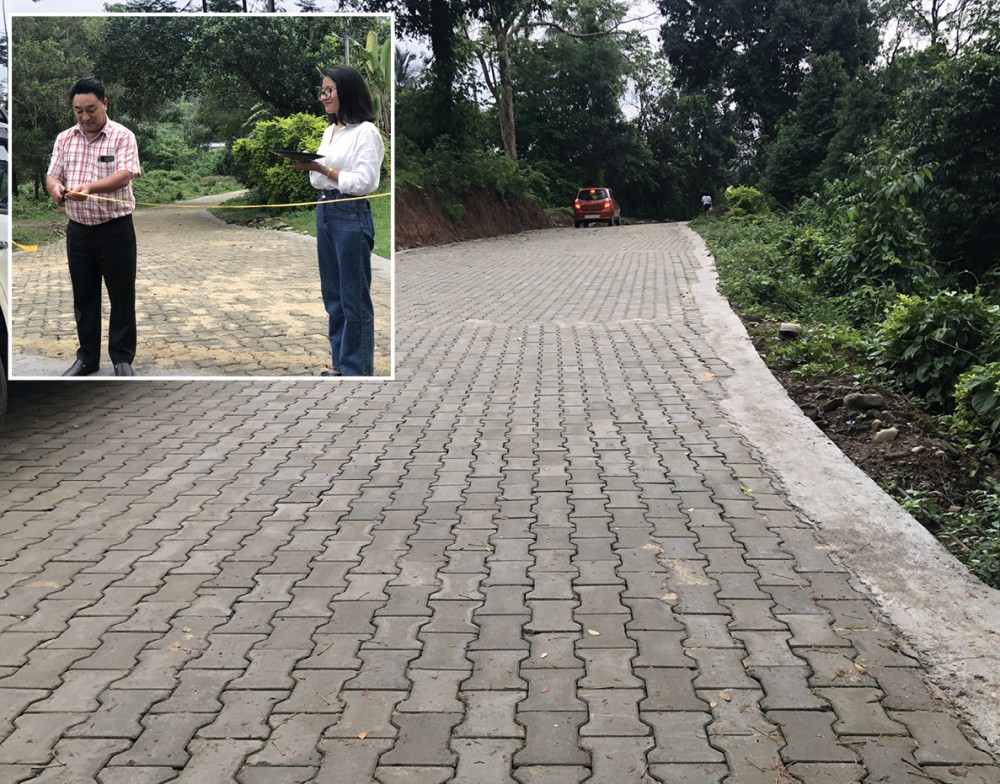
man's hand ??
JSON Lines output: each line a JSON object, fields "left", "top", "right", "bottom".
{"left": 49, "top": 183, "right": 66, "bottom": 205}
{"left": 64, "top": 184, "right": 91, "bottom": 202}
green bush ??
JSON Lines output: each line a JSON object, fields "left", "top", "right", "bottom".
{"left": 952, "top": 362, "right": 1000, "bottom": 453}
{"left": 876, "top": 290, "right": 1000, "bottom": 408}
{"left": 788, "top": 226, "right": 830, "bottom": 276}
{"left": 232, "top": 113, "right": 328, "bottom": 205}
{"left": 397, "top": 136, "right": 546, "bottom": 200}
{"left": 938, "top": 480, "right": 1000, "bottom": 589}
{"left": 814, "top": 148, "right": 939, "bottom": 296}
{"left": 766, "top": 323, "right": 870, "bottom": 380}
{"left": 723, "top": 185, "right": 766, "bottom": 219}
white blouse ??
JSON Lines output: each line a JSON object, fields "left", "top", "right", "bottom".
{"left": 309, "top": 121, "right": 384, "bottom": 196}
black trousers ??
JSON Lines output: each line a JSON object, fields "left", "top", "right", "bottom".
{"left": 66, "top": 214, "right": 137, "bottom": 366}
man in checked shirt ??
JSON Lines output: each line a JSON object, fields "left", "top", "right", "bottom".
{"left": 46, "top": 77, "right": 141, "bottom": 377}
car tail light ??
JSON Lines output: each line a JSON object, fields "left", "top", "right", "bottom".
{"left": 603, "top": 200, "right": 611, "bottom": 208}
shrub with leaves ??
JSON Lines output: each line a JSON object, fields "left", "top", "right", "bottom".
{"left": 814, "top": 147, "right": 939, "bottom": 296}
{"left": 876, "top": 290, "right": 1000, "bottom": 408}
{"left": 952, "top": 362, "right": 1000, "bottom": 454}
{"left": 723, "top": 186, "right": 766, "bottom": 219}
{"left": 232, "top": 113, "right": 328, "bottom": 205}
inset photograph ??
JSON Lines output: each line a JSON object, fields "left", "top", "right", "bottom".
{"left": 9, "top": 13, "right": 393, "bottom": 379}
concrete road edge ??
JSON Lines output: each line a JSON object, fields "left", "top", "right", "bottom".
{"left": 684, "top": 223, "right": 1000, "bottom": 751}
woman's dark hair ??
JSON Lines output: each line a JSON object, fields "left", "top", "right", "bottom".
{"left": 69, "top": 77, "right": 106, "bottom": 102}
{"left": 320, "top": 65, "right": 376, "bottom": 126}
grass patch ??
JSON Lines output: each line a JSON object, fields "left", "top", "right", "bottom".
{"left": 211, "top": 187, "right": 392, "bottom": 260}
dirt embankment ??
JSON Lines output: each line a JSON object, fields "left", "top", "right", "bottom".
{"left": 395, "top": 185, "right": 570, "bottom": 250}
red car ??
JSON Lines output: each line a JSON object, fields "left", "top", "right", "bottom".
{"left": 573, "top": 187, "right": 622, "bottom": 228}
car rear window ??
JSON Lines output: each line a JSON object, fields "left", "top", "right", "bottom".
{"left": 576, "top": 189, "right": 608, "bottom": 201}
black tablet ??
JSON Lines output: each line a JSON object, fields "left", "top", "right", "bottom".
{"left": 270, "top": 149, "right": 323, "bottom": 161}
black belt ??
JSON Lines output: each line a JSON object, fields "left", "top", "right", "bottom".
{"left": 318, "top": 189, "right": 369, "bottom": 207}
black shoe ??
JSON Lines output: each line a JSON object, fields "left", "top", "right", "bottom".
{"left": 320, "top": 367, "right": 341, "bottom": 377}
{"left": 62, "top": 359, "right": 99, "bottom": 377}
{"left": 114, "top": 362, "right": 135, "bottom": 377}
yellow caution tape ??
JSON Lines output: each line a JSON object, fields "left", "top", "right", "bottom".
{"left": 75, "top": 190, "right": 390, "bottom": 209}
{"left": 13, "top": 191, "right": 390, "bottom": 251}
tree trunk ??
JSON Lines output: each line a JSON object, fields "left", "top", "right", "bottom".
{"left": 496, "top": 29, "right": 517, "bottom": 161}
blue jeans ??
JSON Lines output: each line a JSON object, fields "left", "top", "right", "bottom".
{"left": 316, "top": 193, "right": 375, "bottom": 376}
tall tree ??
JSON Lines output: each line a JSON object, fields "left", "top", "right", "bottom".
{"left": 657, "top": 0, "right": 879, "bottom": 143}
{"left": 9, "top": 16, "right": 97, "bottom": 195}
{"left": 512, "top": 0, "right": 632, "bottom": 191}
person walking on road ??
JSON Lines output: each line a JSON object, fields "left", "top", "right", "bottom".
{"left": 46, "top": 77, "right": 141, "bottom": 377}
{"left": 701, "top": 192, "right": 713, "bottom": 213}
{"left": 286, "top": 65, "right": 384, "bottom": 377}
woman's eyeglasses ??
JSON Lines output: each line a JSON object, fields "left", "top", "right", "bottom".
{"left": 318, "top": 87, "right": 336, "bottom": 100}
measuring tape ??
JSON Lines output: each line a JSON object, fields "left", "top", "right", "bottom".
{"left": 12, "top": 190, "right": 391, "bottom": 252}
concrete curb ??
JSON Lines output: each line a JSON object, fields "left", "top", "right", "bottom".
{"left": 684, "top": 222, "right": 1000, "bottom": 750}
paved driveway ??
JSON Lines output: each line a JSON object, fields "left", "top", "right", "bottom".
{"left": 1, "top": 222, "right": 997, "bottom": 783}
{"left": 10, "top": 193, "right": 392, "bottom": 377}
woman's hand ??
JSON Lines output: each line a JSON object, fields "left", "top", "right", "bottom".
{"left": 286, "top": 161, "right": 339, "bottom": 181}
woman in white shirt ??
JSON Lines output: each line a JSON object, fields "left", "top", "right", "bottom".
{"left": 288, "top": 65, "right": 385, "bottom": 376}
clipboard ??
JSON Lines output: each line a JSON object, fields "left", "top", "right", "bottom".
{"left": 270, "top": 149, "right": 323, "bottom": 162}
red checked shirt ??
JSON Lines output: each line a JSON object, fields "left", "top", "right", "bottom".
{"left": 47, "top": 118, "right": 141, "bottom": 226}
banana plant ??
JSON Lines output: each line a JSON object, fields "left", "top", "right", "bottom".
{"left": 352, "top": 30, "right": 393, "bottom": 133}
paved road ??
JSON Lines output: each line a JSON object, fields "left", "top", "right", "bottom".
{"left": 10, "top": 192, "right": 392, "bottom": 378}
{"left": 1, "top": 222, "right": 998, "bottom": 783}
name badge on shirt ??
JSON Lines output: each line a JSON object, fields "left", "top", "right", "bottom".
{"left": 99, "top": 155, "right": 115, "bottom": 162}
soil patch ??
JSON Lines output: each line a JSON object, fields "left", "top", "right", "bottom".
{"left": 395, "top": 185, "right": 570, "bottom": 249}
{"left": 745, "top": 320, "right": 999, "bottom": 535}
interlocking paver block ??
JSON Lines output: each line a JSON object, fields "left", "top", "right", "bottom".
{"left": 464, "top": 650, "right": 529, "bottom": 691}
{"left": 711, "top": 733, "right": 791, "bottom": 784}
{"left": 315, "top": 738, "right": 395, "bottom": 783}
{"left": 397, "top": 669, "right": 466, "bottom": 712}
{"left": 246, "top": 713, "right": 339, "bottom": 766}
{"left": 450, "top": 738, "right": 522, "bottom": 783}
{"left": 513, "top": 765, "right": 590, "bottom": 783}
{"left": 520, "top": 669, "right": 585, "bottom": 712}
{"left": 171, "top": 739, "right": 262, "bottom": 784}
{"left": 366, "top": 615, "right": 427, "bottom": 650}
{"left": 631, "top": 631, "right": 694, "bottom": 668}
{"left": 197, "top": 690, "right": 285, "bottom": 739}
{"left": 65, "top": 688, "right": 168, "bottom": 739}
{"left": 151, "top": 668, "right": 241, "bottom": 714}
{"left": 344, "top": 648, "right": 419, "bottom": 689}
{"left": 513, "top": 712, "right": 589, "bottom": 766}
{"left": 378, "top": 712, "right": 462, "bottom": 766}
{"left": 815, "top": 687, "right": 908, "bottom": 736}
{"left": 99, "top": 765, "right": 181, "bottom": 784}
{"left": 583, "top": 736, "right": 656, "bottom": 783}
{"left": 785, "top": 762, "right": 865, "bottom": 784}
{"left": 325, "top": 689, "right": 406, "bottom": 739}
{"left": 890, "top": 711, "right": 995, "bottom": 765}
{"left": 375, "top": 765, "right": 455, "bottom": 784}
{"left": 768, "top": 710, "right": 856, "bottom": 763}
{"left": 238, "top": 766, "right": 320, "bottom": 784}
{"left": 748, "top": 665, "right": 827, "bottom": 711}
{"left": 0, "top": 713, "right": 87, "bottom": 764}
{"left": 26, "top": 668, "right": 125, "bottom": 713}
{"left": 644, "top": 712, "right": 725, "bottom": 764}
{"left": 579, "top": 688, "right": 649, "bottom": 736}
{"left": 469, "top": 615, "right": 531, "bottom": 651}
{"left": 28, "top": 738, "right": 130, "bottom": 784}
{"left": 108, "top": 712, "right": 214, "bottom": 768}
{"left": 455, "top": 690, "right": 526, "bottom": 738}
